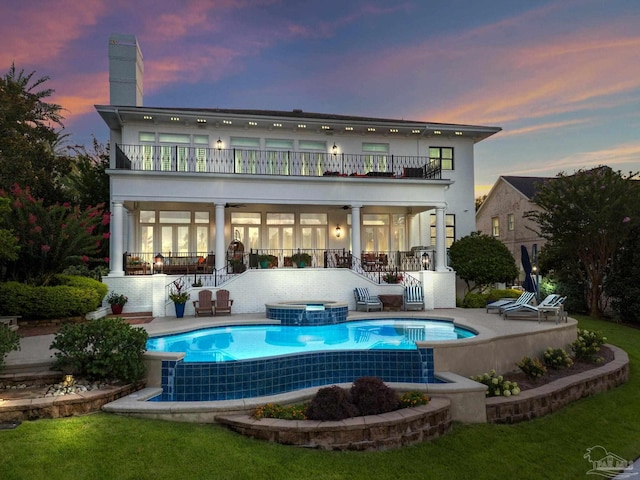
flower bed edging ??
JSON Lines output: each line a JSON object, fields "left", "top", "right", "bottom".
{"left": 216, "top": 396, "right": 451, "bottom": 451}
{"left": 0, "top": 383, "right": 143, "bottom": 423}
{"left": 486, "top": 344, "right": 629, "bottom": 424}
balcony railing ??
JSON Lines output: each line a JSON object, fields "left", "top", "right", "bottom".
{"left": 115, "top": 144, "right": 442, "bottom": 179}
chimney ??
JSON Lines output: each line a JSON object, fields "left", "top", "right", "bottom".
{"left": 108, "top": 33, "right": 143, "bottom": 106}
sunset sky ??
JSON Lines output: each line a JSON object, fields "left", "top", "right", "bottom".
{"left": 2, "top": 0, "right": 639, "bottom": 196}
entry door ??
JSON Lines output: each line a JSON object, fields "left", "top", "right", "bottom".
{"left": 301, "top": 226, "right": 326, "bottom": 250}
{"left": 232, "top": 226, "right": 260, "bottom": 250}
{"left": 268, "top": 227, "right": 294, "bottom": 250}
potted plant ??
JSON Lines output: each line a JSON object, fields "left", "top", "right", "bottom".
{"left": 382, "top": 272, "right": 404, "bottom": 284}
{"left": 169, "top": 280, "right": 190, "bottom": 318}
{"left": 230, "top": 255, "right": 246, "bottom": 273}
{"left": 106, "top": 291, "right": 128, "bottom": 315}
{"left": 291, "top": 252, "right": 312, "bottom": 268}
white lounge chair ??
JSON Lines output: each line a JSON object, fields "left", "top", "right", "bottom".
{"left": 503, "top": 294, "right": 565, "bottom": 321}
{"left": 486, "top": 291, "right": 535, "bottom": 313}
{"left": 403, "top": 285, "right": 425, "bottom": 311}
{"left": 354, "top": 287, "right": 383, "bottom": 312}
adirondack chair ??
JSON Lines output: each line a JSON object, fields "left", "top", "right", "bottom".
{"left": 192, "top": 290, "right": 214, "bottom": 317}
{"left": 214, "top": 289, "right": 233, "bottom": 316}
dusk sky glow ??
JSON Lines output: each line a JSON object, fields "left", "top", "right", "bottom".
{"left": 3, "top": 0, "right": 639, "bottom": 195}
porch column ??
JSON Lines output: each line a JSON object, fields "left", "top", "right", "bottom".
{"left": 214, "top": 203, "right": 226, "bottom": 271}
{"left": 110, "top": 201, "right": 125, "bottom": 276}
{"left": 127, "top": 209, "right": 136, "bottom": 253}
{"left": 351, "top": 205, "right": 362, "bottom": 268}
{"left": 435, "top": 205, "right": 448, "bottom": 272}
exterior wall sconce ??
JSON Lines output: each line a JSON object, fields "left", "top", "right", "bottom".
{"left": 154, "top": 253, "right": 164, "bottom": 273}
{"left": 332, "top": 143, "right": 338, "bottom": 156}
{"left": 216, "top": 138, "right": 223, "bottom": 150}
{"left": 335, "top": 225, "right": 342, "bottom": 238}
{"left": 422, "top": 252, "right": 431, "bottom": 270}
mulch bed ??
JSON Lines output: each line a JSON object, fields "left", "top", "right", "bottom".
{"left": 503, "top": 345, "right": 614, "bottom": 391}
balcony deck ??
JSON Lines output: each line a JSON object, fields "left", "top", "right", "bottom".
{"left": 115, "top": 145, "right": 442, "bottom": 179}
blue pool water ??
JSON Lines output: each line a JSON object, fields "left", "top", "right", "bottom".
{"left": 147, "top": 319, "right": 476, "bottom": 401}
{"left": 146, "top": 319, "right": 476, "bottom": 362}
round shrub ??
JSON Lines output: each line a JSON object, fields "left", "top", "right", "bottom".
{"left": 570, "top": 329, "right": 606, "bottom": 362}
{"left": 517, "top": 356, "right": 547, "bottom": 380}
{"left": 350, "top": 376, "right": 400, "bottom": 416}
{"left": 50, "top": 317, "right": 148, "bottom": 383}
{"left": 305, "top": 385, "right": 358, "bottom": 421}
{"left": 0, "top": 324, "right": 20, "bottom": 369}
{"left": 543, "top": 347, "right": 573, "bottom": 369}
{"left": 399, "top": 391, "right": 430, "bottom": 408}
{"left": 471, "top": 370, "right": 520, "bottom": 397}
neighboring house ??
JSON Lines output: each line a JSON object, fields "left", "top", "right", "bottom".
{"left": 97, "top": 34, "right": 501, "bottom": 316}
{"left": 476, "top": 175, "right": 550, "bottom": 281}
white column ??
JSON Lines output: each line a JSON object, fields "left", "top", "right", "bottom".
{"left": 127, "top": 209, "right": 136, "bottom": 253}
{"left": 215, "top": 203, "right": 226, "bottom": 271}
{"left": 435, "top": 205, "right": 448, "bottom": 272}
{"left": 351, "top": 205, "right": 361, "bottom": 268}
{"left": 110, "top": 202, "right": 125, "bottom": 276}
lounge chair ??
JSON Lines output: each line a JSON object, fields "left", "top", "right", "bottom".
{"left": 354, "top": 287, "right": 382, "bottom": 312}
{"left": 214, "top": 289, "right": 233, "bottom": 316}
{"left": 403, "top": 285, "right": 425, "bottom": 311}
{"left": 192, "top": 290, "right": 214, "bottom": 317}
{"left": 503, "top": 294, "right": 564, "bottom": 321}
{"left": 486, "top": 291, "right": 535, "bottom": 313}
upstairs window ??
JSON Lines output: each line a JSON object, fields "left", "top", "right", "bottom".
{"left": 429, "top": 147, "right": 453, "bottom": 170}
{"left": 492, "top": 217, "right": 500, "bottom": 237}
{"left": 508, "top": 213, "right": 515, "bottom": 231}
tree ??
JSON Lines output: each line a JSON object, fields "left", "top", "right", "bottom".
{"left": 449, "top": 231, "right": 519, "bottom": 294}
{"left": 0, "top": 64, "right": 72, "bottom": 203}
{"left": 475, "top": 194, "right": 487, "bottom": 211}
{"left": 62, "top": 139, "right": 110, "bottom": 209}
{"left": 605, "top": 223, "right": 640, "bottom": 323}
{"left": 0, "top": 184, "right": 109, "bottom": 285}
{"left": 0, "top": 197, "right": 19, "bottom": 263}
{"left": 526, "top": 167, "right": 640, "bottom": 318}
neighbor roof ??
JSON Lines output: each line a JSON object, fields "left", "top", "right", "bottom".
{"left": 501, "top": 176, "right": 552, "bottom": 200}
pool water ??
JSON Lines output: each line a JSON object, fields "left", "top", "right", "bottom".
{"left": 146, "top": 319, "right": 476, "bottom": 362}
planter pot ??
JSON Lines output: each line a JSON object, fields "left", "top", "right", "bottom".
{"left": 174, "top": 302, "right": 186, "bottom": 318}
{"left": 111, "top": 304, "right": 123, "bottom": 315}
{"left": 260, "top": 260, "right": 269, "bottom": 269}
{"left": 296, "top": 262, "right": 306, "bottom": 268}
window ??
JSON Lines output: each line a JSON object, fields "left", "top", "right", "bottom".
{"left": 430, "top": 214, "right": 456, "bottom": 248}
{"left": 231, "top": 212, "right": 261, "bottom": 250}
{"left": 508, "top": 214, "right": 515, "bottom": 231}
{"left": 231, "top": 137, "right": 260, "bottom": 173}
{"left": 300, "top": 213, "right": 327, "bottom": 250}
{"left": 492, "top": 217, "right": 500, "bottom": 237}
{"left": 267, "top": 213, "right": 294, "bottom": 250}
{"left": 363, "top": 214, "right": 389, "bottom": 251}
{"left": 363, "top": 143, "right": 389, "bottom": 172}
{"left": 194, "top": 135, "right": 209, "bottom": 172}
{"left": 265, "top": 139, "right": 293, "bottom": 175}
{"left": 299, "top": 140, "right": 326, "bottom": 176}
{"left": 429, "top": 147, "right": 453, "bottom": 170}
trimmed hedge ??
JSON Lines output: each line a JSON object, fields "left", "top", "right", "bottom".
{"left": 0, "top": 275, "right": 106, "bottom": 319}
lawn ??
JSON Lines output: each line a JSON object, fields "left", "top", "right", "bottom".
{"left": 1, "top": 315, "right": 638, "bottom": 480}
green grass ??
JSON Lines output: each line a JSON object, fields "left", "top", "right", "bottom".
{"left": 1, "top": 315, "right": 638, "bottom": 480}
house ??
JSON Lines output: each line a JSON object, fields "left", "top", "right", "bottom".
{"left": 476, "top": 175, "right": 550, "bottom": 281}
{"left": 97, "top": 34, "right": 501, "bottom": 316}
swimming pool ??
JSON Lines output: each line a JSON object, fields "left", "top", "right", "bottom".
{"left": 146, "top": 319, "right": 476, "bottom": 362}
{"left": 147, "top": 319, "right": 477, "bottom": 401}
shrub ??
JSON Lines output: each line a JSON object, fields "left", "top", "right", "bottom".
{"left": 570, "top": 329, "right": 607, "bottom": 363}
{"left": 517, "top": 356, "right": 547, "bottom": 380}
{"left": 0, "top": 324, "right": 20, "bottom": 369}
{"left": 253, "top": 403, "right": 307, "bottom": 420}
{"left": 399, "top": 391, "right": 430, "bottom": 408}
{"left": 50, "top": 317, "right": 148, "bottom": 383}
{"left": 543, "top": 347, "right": 573, "bottom": 369}
{"left": 0, "top": 275, "right": 105, "bottom": 319}
{"left": 305, "top": 385, "right": 358, "bottom": 421}
{"left": 485, "top": 288, "right": 523, "bottom": 303}
{"left": 350, "top": 376, "right": 400, "bottom": 416}
{"left": 471, "top": 370, "right": 521, "bottom": 397}
{"left": 461, "top": 293, "right": 488, "bottom": 308}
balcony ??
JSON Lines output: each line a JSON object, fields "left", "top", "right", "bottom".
{"left": 115, "top": 144, "right": 442, "bottom": 179}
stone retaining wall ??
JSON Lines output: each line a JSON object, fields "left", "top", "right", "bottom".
{"left": 486, "top": 344, "right": 629, "bottom": 424}
{"left": 0, "top": 383, "right": 142, "bottom": 423}
{"left": 216, "top": 397, "right": 451, "bottom": 451}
